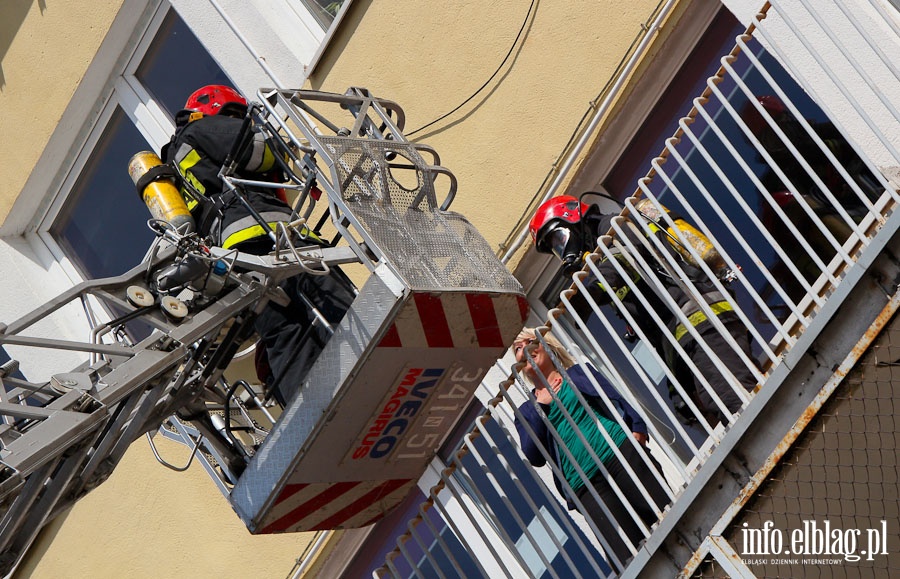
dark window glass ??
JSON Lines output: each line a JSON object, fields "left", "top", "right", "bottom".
{"left": 454, "top": 419, "right": 609, "bottom": 578}
{"left": 604, "top": 10, "right": 745, "bottom": 197}
{"left": 344, "top": 487, "right": 485, "bottom": 579}
{"left": 136, "top": 10, "right": 231, "bottom": 119}
{"left": 53, "top": 8, "right": 232, "bottom": 281}
{"left": 51, "top": 107, "right": 155, "bottom": 280}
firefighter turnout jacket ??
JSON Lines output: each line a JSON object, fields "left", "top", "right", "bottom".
{"left": 571, "top": 214, "right": 756, "bottom": 422}
{"left": 161, "top": 111, "right": 292, "bottom": 251}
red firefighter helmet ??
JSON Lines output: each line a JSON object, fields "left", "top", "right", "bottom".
{"left": 529, "top": 195, "right": 589, "bottom": 253}
{"left": 184, "top": 85, "right": 247, "bottom": 117}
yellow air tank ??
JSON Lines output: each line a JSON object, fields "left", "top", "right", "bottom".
{"left": 128, "top": 151, "right": 196, "bottom": 233}
{"left": 635, "top": 197, "right": 729, "bottom": 279}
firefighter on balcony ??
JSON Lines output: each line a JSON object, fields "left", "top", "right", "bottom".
{"left": 741, "top": 94, "right": 882, "bottom": 222}
{"left": 161, "top": 84, "right": 355, "bottom": 405}
{"left": 744, "top": 94, "right": 886, "bottom": 295}
{"left": 529, "top": 195, "right": 757, "bottom": 426}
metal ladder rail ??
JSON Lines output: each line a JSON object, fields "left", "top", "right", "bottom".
{"left": 0, "top": 245, "right": 284, "bottom": 573}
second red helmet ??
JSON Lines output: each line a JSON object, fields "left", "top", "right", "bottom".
{"left": 529, "top": 195, "right": 589, "bottom": 253}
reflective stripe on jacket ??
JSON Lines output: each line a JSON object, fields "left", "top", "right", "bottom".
{"left": 161, "top": 113, "right": 292, "bottom": 249}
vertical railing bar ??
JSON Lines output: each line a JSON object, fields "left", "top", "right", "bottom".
{"left": 644, "top": 148, "right": 779, "bottom": 367}
{"left": 428, "top": 484, "right": 497, "bottom": 579}
{"left": 798, "top": 0, "right": 900, "bottom": 160}
{"left": 720, "top": 56, "right": 876, "bottom": 240}
{"left": 693, "top": 83, "right": 842, "bottom": 298}
{"left": 618, "top": 211, "right": 755, "bottom": 413}
{"left": 737, "top": 32, "right": 898, "bottom": 215}
{"left": 659, "top": 88, "right": 822, "bottom": 314}
{"left": 741, "top": 32, "right": 900, "bottom": 215}
{"left": 546, "top": 327, "right": 678, "bottom": 505}
{"left": 505, "top": 368, "right": 625, "bottom": 570}
{"left": 416, "top": 503, "right": 469, "bottom": 577}
{"left": 472, "top": 415, "right": 608, "bottom": 577}
{"left": 436, "top": 465, "right": 523, "bottom": 579}
{"left": 863, "top": 0, "right": 900, "bottom": 42}
{"left": 405, "top": 519, "right": 448, "bottom": 579}
{"left": 676, "top": 104, "right": 824, "bottom": 323}
{"left": 688, "top": 79, "right": 840, "bottom": 294}
{"left": 395, "top": 535, "right": 426, "bottom": 579}
{"left": 381, "top": 555, "right": 400, "bottom": 578}
{"left": 455, "top": 435, "right": 563, "bottom": 579}
{"left": 517, "top": 343, "right": 651, "bottom": 546}
{"left": 706, "top": 78, "right": 857, "bottom": 264}
{"left": 836, "top": 1, "right": 900, "bottom": 83}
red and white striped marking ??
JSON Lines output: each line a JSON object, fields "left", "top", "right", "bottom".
{"left": 252, "top": 291, "right": 528, "bottom": 534}
{"left": 259, "top": 478, "right": 416, "bottom": 533}
{"left": 379, "top": 292, "right": 529, "bottom": 349}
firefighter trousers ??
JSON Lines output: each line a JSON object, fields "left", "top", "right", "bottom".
{"left": 672, "top": 318, "right": 757, "bottom": 425}
{"left": 254, "top": 268, "right": 356, "bottom": 405}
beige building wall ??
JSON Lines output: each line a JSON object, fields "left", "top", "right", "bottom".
{"left": 0, "top": 1, "right": 122, "bottom": 223}
{"left": 0, "top": 0, "right": 687, "bottom": 576}
{"left": 20, "top": 438, "right": 316, "bottom": 578}
{"left": 308, "top": 0, "right": 672, "bottom": 254}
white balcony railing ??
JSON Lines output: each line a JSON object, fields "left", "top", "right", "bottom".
{"left": 375, "top": 2, "right": 900, "bottom": 577}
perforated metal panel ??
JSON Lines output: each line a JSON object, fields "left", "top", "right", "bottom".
{"left": 322, "top": 136, "right": 522, "bottom": 292}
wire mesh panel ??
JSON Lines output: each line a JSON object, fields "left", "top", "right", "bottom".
{"left": 318, "top": 135, "right": 521, "bottom": 292}
{"left": 720, "top": 311, "right": 900, "bottom": 578}
{"left": 693, "top": 556, "right": 732, "bottom": 579}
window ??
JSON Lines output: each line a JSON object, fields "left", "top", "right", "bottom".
{"left": 49, "top": 108, "right": 156, "bottom": 279}
{"left": 45, "top": 7, "right": 230, "bottom": 280}
{"left": 136, "top": 9, "right": 234, "bottom": 120}
{"left": 281, "top": 0, "right": 354, "bottom": 75}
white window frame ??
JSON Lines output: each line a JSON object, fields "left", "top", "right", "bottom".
{"left": 289, "top": 0, "right": 356, "bottom": 76}
{"left": 35, "top": 2, "right": 176, "bottom": 287}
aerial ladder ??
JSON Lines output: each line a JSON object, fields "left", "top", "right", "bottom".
{"left": 0, "top": 88, "right": 527, "bottom": 572}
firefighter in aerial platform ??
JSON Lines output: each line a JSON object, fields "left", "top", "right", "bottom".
{"left": 529, "top": 195, "right": 757, "bottom": 426}
{"left": 159, "top": 84, "right": 355, "bottom": 405}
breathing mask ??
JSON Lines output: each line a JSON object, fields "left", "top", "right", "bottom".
{"left": 542, "top": 223, "right": 587, "bottom": 275}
